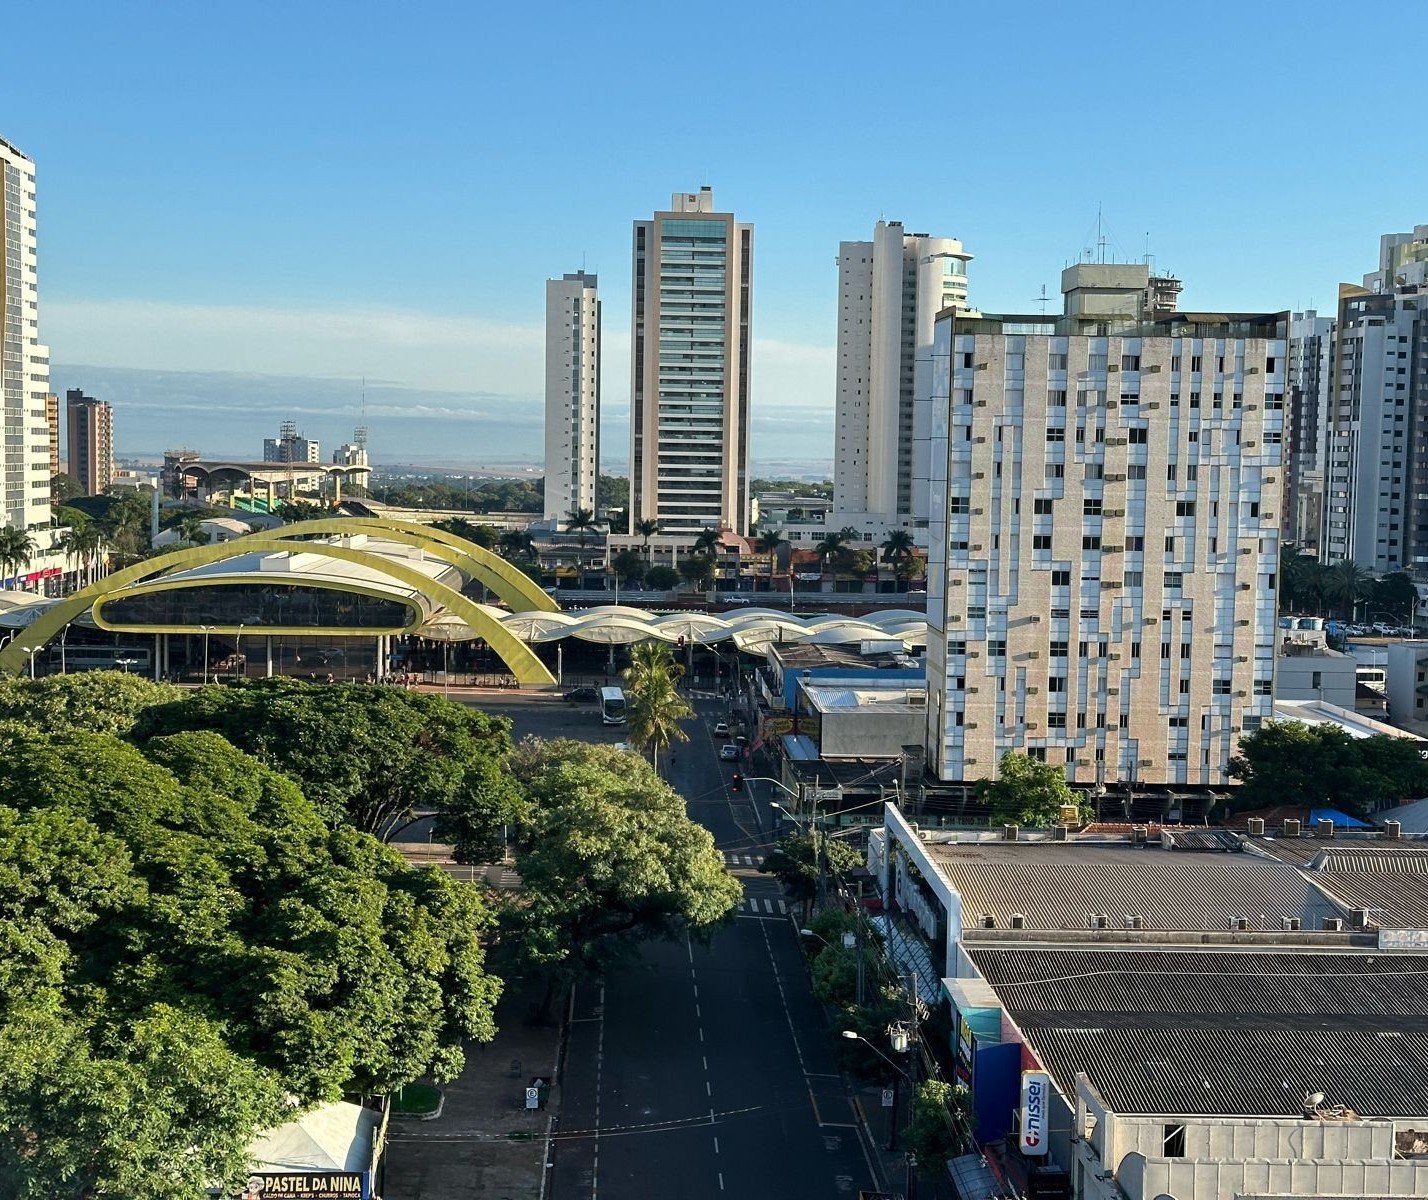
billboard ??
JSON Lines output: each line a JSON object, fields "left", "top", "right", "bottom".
{"left": 1019, "top": 1070, "right": 1051, "bottom": 1156}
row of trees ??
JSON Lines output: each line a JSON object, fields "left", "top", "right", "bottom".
{"left": 0, "top": 673, "right": 740, "bottom": 1195}
{"left": 1279, "top": 547, "right": 1417, "bottom": 624}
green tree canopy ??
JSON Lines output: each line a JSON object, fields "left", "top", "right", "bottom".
{"left": 0, "top": 726, "right": 502, "bottom": 1197}
{"left": 494, "top": 739, "right": 741, "bottom": 1018}
{"left": 0, "top": 670, "right": 177, "bottom": 737}
{"left": 760, "top": 831, "right": 865, "bottom": 910}
{"left": 1228, "top": 719, "right": 1428, "bottom": 817}
{"left": 645, "top": 564, "right": 678, "bottom": 590}
{"left": 134, "top": 678, "right": 523, "bottom": 843}
{"left": 979, "top": 750, "right": 1090, "bottom": 827}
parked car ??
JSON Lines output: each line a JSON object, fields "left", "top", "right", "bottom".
{"left": 719, "top": 743, "right": 740, "bottom": 761}
{"left": 723, "top": 595, "right": 751, "bottom": 605}
{"left": 564, "top": 686, "right": 599, "bottom": 703}
{"left": 713, "top": 721, "right": 730, "bottom": 737}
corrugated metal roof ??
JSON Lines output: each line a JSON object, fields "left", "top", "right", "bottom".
{"left": 1310, "top": 874, "right": 1428, "bottom": 928}
{"left": 1311, "top": 849, "right": 1428, "bottom": 873}
{"left": 930, "top": 844, "right": 1314, "bottom": 930}
{"left": 968, "top": 948, "right": 1428, "bottom": 1018}
{"left": 1020, "top": 1024, "right": 1428, "bottom": 1117}
{"left": 968, "top": 947, "right": 1428, "bottom": 1117}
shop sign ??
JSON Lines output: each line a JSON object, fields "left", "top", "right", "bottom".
{"left": 236, "top": 1173, "right": 363, "bottom": 1199}
{"left": 1019, "top": 1070, "right": 1051, "bottom": 1155}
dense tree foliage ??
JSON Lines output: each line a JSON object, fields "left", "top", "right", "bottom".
{"left": 979, "top": 750, "right": 1090, "bottom": 827}
{"left": 368, "top": 475, "right": 544, "bottom": 514}
{"left": 493, "top": 740, "right": 741, "bottom": 1018}
{"left": 595, "top": 474, "right": 629, "bottom": 511}
{"left": 134, "top": 678, "right": 523, "bottom": 842}
{"left": 645, "top": 564, "right": 679, "bottom": 590}
{"left": 0, "top": 670, "right": 177, "bottom": 736}
{"left": 1228, "top": 719, "right": 1428, "bottom": 817}
{"left": 0, "top": 726, "right": 501, "bottom": 1197}
{"left": 760, "top": 831, "right": 865, "bottom": 911}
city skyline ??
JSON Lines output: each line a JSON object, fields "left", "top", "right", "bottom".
{"left": 11, "top": 2, "right": 1425, "bottom": 465}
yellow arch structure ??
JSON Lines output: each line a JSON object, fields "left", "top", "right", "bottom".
{"left": 228, "top": 517, "right": 559, "bottom": 614}
{"left": 0, "top": 538, "right": 556, "bottom": 685}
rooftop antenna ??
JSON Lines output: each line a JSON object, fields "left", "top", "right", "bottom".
{"left": 1096, "top": 204, "right": 1107, "bottom": 264}
{"left": 1033, "top": 284, "right": 1050, "bottom": 314}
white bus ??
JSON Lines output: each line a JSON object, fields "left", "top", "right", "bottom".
{"left": 600, "top": 686, "right": 627, "bottom": 725}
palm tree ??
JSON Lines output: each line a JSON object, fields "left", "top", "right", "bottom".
{"left": 1278, "top": 545, "right": 1317, "bottom": 614}
{"left": 634, "top": 517, "right": 660, "bottom": 559}
{"left": 178, "top": 515, "right": 210, "bottom": 545}
{"left": 0, "top": 526, "right": 37, "bottom": 588}
{"left": 692, "top": 527, "right": 722, "bottom": 556}
{"left": 880, "top": 528, "right": 916, "bottom": 566}
{"left": 622, "top": 640, "right": 692, "bottom": 775}
{"left": 565, "top": 507, "right": 597, "bottom": 550}
{"left": 1326, "top": 559, "right": 1373, "bottom": 622}
{"left": 498, "top": 529, "right": 536, "bottom": 560}
{"left": 756, "top": 527, "right": 784, "bottom": 592}
{"left": 815, "top": 530, "right": 847, "bottom": 571}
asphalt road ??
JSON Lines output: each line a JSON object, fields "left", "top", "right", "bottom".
{"left": 549, "top": 693, "right": 883, "bottom": 1199}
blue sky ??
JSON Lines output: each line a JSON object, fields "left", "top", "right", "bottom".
{"left": 13, "top": 1, "right": 1424, "bottom": 468}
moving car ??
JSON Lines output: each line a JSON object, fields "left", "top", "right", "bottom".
{"left": 563, "top": 686, "right": 599, "bottom": 703}
{"left": 719, "top": 743, "right": 740, "bottom": 761}
{"left": 713, "top": 721, "right": 730, "bottom": 737}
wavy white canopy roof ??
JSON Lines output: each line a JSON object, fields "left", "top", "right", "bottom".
{"left": 417, "top": 604, "right": 928, "bottom": 649}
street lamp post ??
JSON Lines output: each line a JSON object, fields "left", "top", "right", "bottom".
{"left": 235, "top": 623, "right": 245, "bottom": 679}
{"left": 18, "top": 645, "right": 40, "bottom": 680}
{"left": 842, "top": 1030, "right": 912, "bottom": 1151}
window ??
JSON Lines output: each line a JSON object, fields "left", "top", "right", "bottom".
{"left": 1033, "top": 533, "right": 1052, "bottom": 550}
{"left": 1121, "top": 353, "right": 1141, "bottom": 371}
{"left": 1124, "top": 570, "right": 1143, "bottom": 587}
{"left": 1164, "top": 571, "right": 1184, "bottom": 589}
{"left": 1179, "top": 678, "right": 1191, "bottom": 695}
{"left": 1254, "top": 679, "right": 1272, "bottom": 695}
{"left": 1161, "top": 642, "right": 1172, "bottom": 659}
{"left": 1190, "top": 355, "right": 1202, "bottom": 372}
{"left": 1033, "top": 498, "right": 1054, "bottom": 515}
{"left": 1131, "top": 641, "right": 1141, "bottom": 659}
{"left": 947, "top": 640, "right": 965, "bottom": 656}
{"left": 1051, "top": 569, "right": 1071, "bottom": 587}
{"left": 1046, "top": 463, "right": 1065, "bottom": 480}
{"left": 967, "top": 605, "right": 987, "bottom": 620}
{"left": 1083, "top": 499, "right": 1102, "bottom": 516}
{"left": 1050, "top": 640, "right": 1068, "bottom": 657}
{"left": 1048, "top": 676, "right": 1067, "bottom": 693}
{"left": 1176, "top": 501, "right": 1196, "bottom": 517}
{"left": 1046, "top": 427, "right": 1065, "bottom": 443}
{"left": 1128, "top": 464, "right": 1147, "bottom": 480}
{"left": 1047, "top": 712, "right": 1067, "bottom": 729}
{"left": 1187, "top": 430, "right": 1199, "bottom": 443}
{"left": 1049, "top": 353, "right": 1068, "bottom": 370}
{"left": 1049, "top": 389, "right": 1067, "bottom": 407}
{"left": 949, "top": 495, "right": 970, "bottom": 514}
{"left": 989, "top": 640, "right": 1006, "bottom": 657}
{"left": 1165, "top": 536, "right": 1176, "bottom": 553}
{"left": 1167, "top": 464, "right": 1178, "bottom": 482}
{"left": 1083, "top": 535, "right": 1101, "bottom": 551}
{"left": 1180, "top": 642, "right": 1192, "bottom": 659}
{"left": 1128, "top": 426, "right": 1148, "bottom": 444}
{"left": 1213, "top": 678, "right": 1232, "bottom": 695}
{"left": 1127, "top": 536, "right": 1144, "bottom": 552}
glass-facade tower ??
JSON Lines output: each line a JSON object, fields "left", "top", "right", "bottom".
{"left": 630, "top": 187, "right": 752, "bottom": 536}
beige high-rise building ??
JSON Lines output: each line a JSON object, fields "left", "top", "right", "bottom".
{"left": 544, "top": 271, "right": 600, "bottom": 522}
{"left": 925, "top": 270, "right": 1286, "bottom": 791}
{"left": 66, "top": 388, "right": 114, "bottom": 496}
{"left": 44, "top": 392, "right": 60, "bottom": 482}
{"left": 0, "top": 136, "right": 51, "bottom": 532}
{"left": 832, "top": 221, "right": 971, "bottom": 542}
{"left": 629, "top": 187, "right": 752, "bottom": 537}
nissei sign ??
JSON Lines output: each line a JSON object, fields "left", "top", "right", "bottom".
{"left": 1019, "top": 1070, "right": 1052, "bottom": 1155}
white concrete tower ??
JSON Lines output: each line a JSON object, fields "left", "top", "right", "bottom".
{"left": 832, "top": 221, "right": 970, "bottom": 543}
{"left": 544, "top": 270, "right": 601, "bottom": 522}
{"left": 630, "top": 187, "right": 753, "bottom": 537}
{"left": 925, "top": 293, "right": 1287, "bottom": 791}
{"left": 0, "top": 136, "right": 51, "bottom": 535}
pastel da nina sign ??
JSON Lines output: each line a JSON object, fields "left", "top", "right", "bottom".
{"left": 236, "top": 1174, "right": 363, "bottom": 1199}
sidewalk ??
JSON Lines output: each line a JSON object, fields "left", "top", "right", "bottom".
{"left": 382, "top": 981, "right": 563, "bottom": 1199}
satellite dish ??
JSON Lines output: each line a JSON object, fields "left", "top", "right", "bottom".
{"left": 1305, "top": 1091, "right": 1326, "bottom": 1107}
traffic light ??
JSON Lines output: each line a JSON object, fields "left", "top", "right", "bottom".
{"left": 731, "top": 773, "right": 743, "bottom": 793}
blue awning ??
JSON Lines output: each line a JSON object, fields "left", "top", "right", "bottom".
{"left": 1309, "top": 807, "right": 1374, "bottom": 830}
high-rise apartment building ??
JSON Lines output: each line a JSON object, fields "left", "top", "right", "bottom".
{"left": 1284, "top": 311, "right": 1333, "bottom": 553}
{"left": 831, "top": 222, "right": 971, "bottom": 542}
{"left": 925, "top": 270, "right": 1285, "bottom": 790}
{"left": 263, "top": 421, "right": 320, "bottom": 464}
{"left": 0, "top": 137, "right": 51, "bottom": 532}
{"left": 544, "top": 271, "right": 600, "bottom": 522}
{"left": 65, "top": 388, "right": 114, "bottom": 496}
{"left": 44, "top": 392, "right": 59, "bottom": 482}
{"left": 629, "top": 187, "right": 752, "bottom": 537}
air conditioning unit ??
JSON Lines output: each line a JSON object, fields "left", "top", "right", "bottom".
{"left": 976, "top": 399, "right": 988, "bottom": 406}
{"left": 1146, "top": 401, "right": 1160, "bottom": 409}
{"left": 1248, "top": 817, "right": 1266, "bottom": 835}
{"left": 980, "top": 913, "right": 997, "bottom": 929}
{"left": 1323, "top": 916, "right": 1344, "bottom": 931}
{"left": 976, "top": 362, "right": 989, "bottom": 371}
{"left": 1026, "top": 686, "right": 1039, "bottom": 695}
{"left": 1010, "top": 913, "right": 1026, "bottom": 929}
{"left": 1004, "top": 824, "right": 1020, "bottom": 841}
{"left": 972, "top": 471, "right": 985, "bottom": 479}
{"left": 1282, "top": 917, "right": 1301, "bottom": 931}
{"left": 1231, "top": 917, "right": 1250, "bottom": 931}
{"left": 1386, "top": 820, "right": 1402, "bottom": 839}
{"left": 1236, "top": 655, "right": 1249, "bottom": 663}
{"left": 1127, "top": 915, "right": 1145, "bottom": 930}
